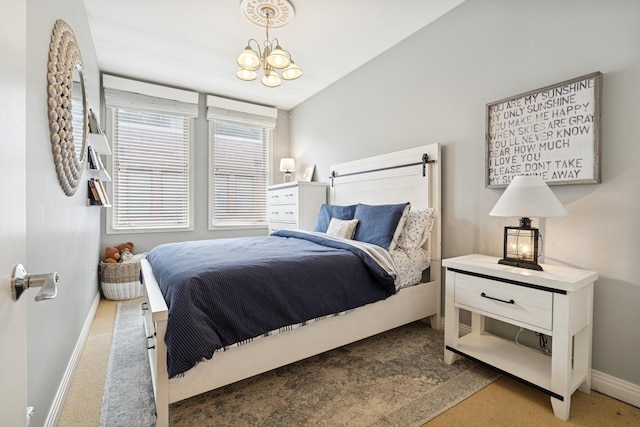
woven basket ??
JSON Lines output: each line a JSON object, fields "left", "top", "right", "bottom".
{"left": 99, "top": 261, "right": 142, "bottom": 300}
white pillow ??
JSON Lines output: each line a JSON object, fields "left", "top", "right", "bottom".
{"left": 326, "top": 218, "right": 359, "bottom": 239}
{"left": 397, "top": 208, "right": 435, "bottom": 250}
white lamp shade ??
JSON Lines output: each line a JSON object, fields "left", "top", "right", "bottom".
{"left": 489, "top": 175, "right": 568, "bottom": 218}
{"left": 281, "top": 62, "right": 302, "bottom": 80}
{"left": 279, "top": 158, "right": 295, "bottom": 172}
{"left": 266, "top": 46, "right": 291, "bottom": 69}
{"left": 236, "top": 68, "right": 257, "bottom": 81}
{"left": 261, "top": 70, "right": 282, "bottom": 88}
{"left": 236, "top": 46, "right": 261, "bottom": 70}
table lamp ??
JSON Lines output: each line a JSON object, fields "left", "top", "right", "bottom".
{"left": 489, "top": 175, "right": 568, "bottom": 271}
{"left": 280, "top": 158, "right": 295, "bottom": 183}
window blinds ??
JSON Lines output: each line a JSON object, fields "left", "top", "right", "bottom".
{"left": 206, "top": 96, "right": 276, "bottom": 228}
{"left": 104, "top": 76, "right": 198, "bottom": 232}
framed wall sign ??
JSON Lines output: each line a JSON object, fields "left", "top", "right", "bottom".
{"left": 486, "top": 71, "right": 602, "bottom": 188}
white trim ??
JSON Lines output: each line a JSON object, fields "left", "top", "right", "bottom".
{"left": 592, "top": 369, "right": 640, "bottom": 408}
{"left": 43, "top": 292, "right": 101, "bottom": 427}
{"left": 456, "top": 322, "right": 640, "bottom": 408}
{"left": 103, "top": 74, "right": 198, "bottom": 104}
{"left": 206, "top": 95, "right": 277, "bottom": 119}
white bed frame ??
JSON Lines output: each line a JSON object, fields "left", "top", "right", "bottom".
{"left": 141, "top": 143, "right": 442, "bottom": 426}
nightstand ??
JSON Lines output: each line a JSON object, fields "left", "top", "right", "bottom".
{"left": 442, "top": 254, "right": 597, "bottom": 420}
{"left": 267, "top": 181, "right": 326, "bottom": 233}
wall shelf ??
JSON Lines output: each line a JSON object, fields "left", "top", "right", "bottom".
{"left": 86, "top": 117, "right": 112, "bottom": 207}
{"left": 88, "top": 132, "right": 111, "bottom": 155}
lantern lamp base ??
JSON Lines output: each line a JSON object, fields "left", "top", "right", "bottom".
{"left": 498, "top": 258, "right": 543, "bottom": 271}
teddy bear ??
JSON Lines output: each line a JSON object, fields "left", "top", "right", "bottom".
{"left": 103, "top": 247, "right": 120, "bottom": 264}
{"left": 103, "top": 242, "right": 135, "bottom": 263}
{"left": 116, "top": 242, "right": 134, "bottom": 254}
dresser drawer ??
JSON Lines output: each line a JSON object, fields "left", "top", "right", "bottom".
{"left": 269, "top": 204, "right": 297, "bottom": 223}
{"left": 268, "top": 186, "right": 298, "bottom": 206}
{"left": 454, "top": 273, "right": 553, "bottom": 331}
{"left": 269, "top": 221, "right": 297, "bottom": 233}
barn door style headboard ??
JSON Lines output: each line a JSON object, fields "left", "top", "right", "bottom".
{"left": 329, "top": 143, "right": 442, "bottom": 270}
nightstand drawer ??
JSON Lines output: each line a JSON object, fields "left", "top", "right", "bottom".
{"left": 268, "top": 187, "right": 298, "bottom": 205}
{"left": 269, "top": 204, "right": 297, "bottom": 222}
{"left": 454, "top": 273, "right": 553, "bottom": 331}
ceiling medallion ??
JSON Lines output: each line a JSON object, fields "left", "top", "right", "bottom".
{"left": 240, "top": 0, "right": 295, "bottom": 28}
{"left": 236, "top": 0, "right": 302, "bottom": 87}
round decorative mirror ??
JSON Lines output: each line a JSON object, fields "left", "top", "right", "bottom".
{"left": 47, "top": 19, "right": 88, "bottom": 196}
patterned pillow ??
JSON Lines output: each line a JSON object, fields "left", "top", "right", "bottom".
{"left": 390, "top": 203, "right": 411, "bottom": 252}
{"left": 397, "top": 208, "right": 435, "bottom": 250}
{"left": 326, "top": 218, "right": 359, "bottom": 239}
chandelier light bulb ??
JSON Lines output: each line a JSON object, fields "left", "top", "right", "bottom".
{"left": 236, "top": 46, "right": 260, "bottom": 70}
{"left": 266, "top": 45, "right": 290, "bottom": 69}
{"left": 261, "top": 70, "right": 281, "bottom": 87}
{"left": 281, "top": 61, "right": 302, "bottom": 80}
{"left": 236, "top": 68, "right": 257, "bottom": 81}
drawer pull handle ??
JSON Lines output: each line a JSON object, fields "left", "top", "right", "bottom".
{"left": 141, "top": 302, "right": 148, "bottom": 311}
{"left": 481, "top": 292, "right": 514, "bottom": 304}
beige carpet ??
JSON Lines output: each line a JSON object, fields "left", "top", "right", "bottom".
{"left": 60, "top": 298, "right": 640, "bottom": 426}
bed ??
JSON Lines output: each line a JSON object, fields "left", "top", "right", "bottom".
{"left": 141, "top": 143, "right": 442, "bottom": 426}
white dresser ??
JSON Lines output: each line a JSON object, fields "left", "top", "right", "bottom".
{"left": 443, "top": 254, "right": 597, "bottom": 420}
{"left": 267, "top": 181, "right": 327, "bottom": 233}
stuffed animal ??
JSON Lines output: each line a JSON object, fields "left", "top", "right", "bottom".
{"left": 119, "top": 250, "right": 134, "bottom": 262}
{"left": 103, "top": 247, "right": 120, "bottom": 264}
{"left": 116, "top": 242, "right": 134, "bottom": 254}
{"left": 103, "top": 242, "right": 135, "bottom": 263}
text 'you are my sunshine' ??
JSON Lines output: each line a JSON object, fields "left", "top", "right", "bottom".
{"left": 487, "top": 77, "right": 596, "bottom": 186}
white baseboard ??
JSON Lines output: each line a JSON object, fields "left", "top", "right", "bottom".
{"left": 44, "top": 292, "right": 101, "bottom": 427}
{"left": 456, "top": 323, "right": 640, "bottom": 409}
{"left": 592, "top": 369, "right": 640, "bottom": 408}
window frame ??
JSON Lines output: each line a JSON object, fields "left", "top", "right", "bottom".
{"left": 207, "top": 120, "right": 272, "bottom": 231}
{"left": 206, "top": 95, "right": 277, "bottom": 231}
{"left": 104, "top": 94, "right": 196, "bottom": 235}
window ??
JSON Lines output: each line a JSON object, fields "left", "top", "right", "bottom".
{"left": 207, "top": 96, "right": 277, "bottom": 229}
{"left": 103, "top": 75, "right": 198, "bottom": 233}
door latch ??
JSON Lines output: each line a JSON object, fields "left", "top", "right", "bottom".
{"left": 11, "top": 264, "right": 59, "bottom": 301}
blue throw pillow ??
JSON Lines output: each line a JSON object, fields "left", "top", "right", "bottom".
{"left": 353, "top": 203, "right": 410, "bottom": 250}
{"left": 313, "top": 204, "right": 358, "bottom": 232}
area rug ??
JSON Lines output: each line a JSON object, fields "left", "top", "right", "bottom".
{"left": 101, "top": 300, "right": 499, "bottom": 426}
{"left": 100, "top": 300, "right": 155, "bottom": 427}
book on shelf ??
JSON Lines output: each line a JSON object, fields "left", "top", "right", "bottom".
{"left": 87, "top": 145, "right": 98, "bottom": 169}
{"left": 88, "top": 178, "right": 110, "bottom": 206}
{"left": 96, "top": 152, "right": 105, "bottom": 169}
{"left": 94, "top": 178, "right": 110, "bottom": 206}
{"left": 88, "top": 109, "right": 103, "bottom": 134}
{"left": 88, "top": 180, "right": 102, "bottom": 205}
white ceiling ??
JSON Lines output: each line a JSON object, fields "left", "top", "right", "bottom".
{"left": 83, "top": 0, "right": 465, "bottom": 110}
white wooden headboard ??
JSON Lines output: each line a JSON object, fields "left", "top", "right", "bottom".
{"left": 329, "top": 143, "right": 442, "bottom": 267}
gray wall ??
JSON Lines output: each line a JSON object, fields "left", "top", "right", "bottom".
{"left": 26, "top": 1, "right": 102, "bottom": 425}
{"left": 289, "top": 0, "right": 640, "bottom": 386}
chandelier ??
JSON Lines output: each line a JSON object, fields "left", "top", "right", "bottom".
{"left": 236, "top": 0, "right": 302, "bottom": 88}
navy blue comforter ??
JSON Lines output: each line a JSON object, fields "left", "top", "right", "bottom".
{"left": 146, "top": 230, "right": 396, "bottom": 378}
